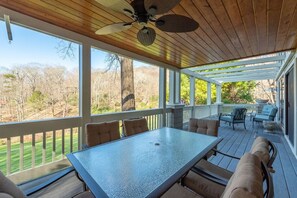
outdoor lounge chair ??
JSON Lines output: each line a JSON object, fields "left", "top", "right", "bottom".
{"left": 163, "top": 153, "right": 274, "bottom": 198}
{"left": 85, "top": 121, "right": 120, "bottom": 147}
{"left": 0, "top": 167, "right": 93, "bottom": 198}
{"left": 253, "top": 105, "right": 278, "bottom": 127}
{"left": 182, "top": 136, "right": 277, "bottom": 194}
{"left": 123, "top": 117, "right": 149, "bottom": 136}
{"left": 219, "top": 107, "right": 247, "bottom": 130}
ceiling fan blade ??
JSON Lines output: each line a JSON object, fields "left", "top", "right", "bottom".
{"left": 144, "top": 0, "right": 181, "bottom": 15}
{"left": 95, "top": 0, "right": 134, "bottom": 17}
{"left": 137, "top": 27, "right": 156, "bottom": 46}
{"left": 155, "top": 14, "right": 199, "bottom": 33}
{"left": 95, "top": 23, "right": 132, "bottom": 35}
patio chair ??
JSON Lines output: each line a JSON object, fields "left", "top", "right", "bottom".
{"left": 0, "top": 167, "right": 93, "bottom": 198}
{"left": 163, "top": 153, "right": 273, "bottom": 198}
{"left": 188, "top": 118, "right": 219, "bottom": 158}
{"left": 253, "top": 105, "right": 278, "bottom": 127}
{"left": 219, "top": 107, "right": 247, "bottom": 130}
{"left": 123, "top": 117, "right": 149, "bottom": 136}
{"left": 184, "top": 136, "right": 277, "bottom": 193}
{"left": 85, "top": 121, "right": 120, "bottom": 147}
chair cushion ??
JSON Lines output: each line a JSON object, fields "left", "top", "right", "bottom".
{"left": 254, "top": 114, "right": 270, "bottom": 121}
{"left": 162, "top": 183, "right": 203, "bottom": 198}
{"left": 85, "top": 121, "right": 120, "bottom": 147}
{"left": 188, "top": 118, "right": 219, "bottom": 137}
{"left": 220, "top": 116, "right": 232, "bottom": 122}
{"left": 123, "top": 118, "right": 149, "bottom": 136}
{"left": 261, "top": 105, "right": 273, "bottom": 115}
{"left": 0, "top": 171, "right": 25, "bottom": 198}
{"left": 183, "top": 170, "right": 225, "bottom": 198}
{"left": 250, "top": 137, "right": 270, "bottom": 165}
{"left": 194, "top": 159, "right": 233, "bottom": 180}
{"left": 221, "top": 153, "right": 263, "bottom": 198}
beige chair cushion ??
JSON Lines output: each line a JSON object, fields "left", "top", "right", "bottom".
{"left": 250, "top": 137, "right": 270, "bottom": 165}
{"left": 194, "top": 159, "right": 233, "bottom": 180}
{"left": 221, "top": 153, "right": 263, "bottom": 198}
{"left": 188, "top": 118, "right": 219, "bottom": 137}
{"left": 183, "top": 170, "right": 226, "bottom": 198}
{"left": 0, "top": 171, "right": 25, "bottom": 198}
{"left": 85, "top": 121, "right": 120, "bottom": 147}
{"left": 162, "top": 183, "right": 202, "bottom": 198}
{"left": 123, "top": 118, "right": 149, "bottom": 136}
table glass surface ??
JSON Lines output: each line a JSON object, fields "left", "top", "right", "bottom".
{"left": 67, "top": 127, "right": 219, "bottom": 198}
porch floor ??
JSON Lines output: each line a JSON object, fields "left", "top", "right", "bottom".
{"left": 212, "top": 118, "right": 297, "bottom": 198}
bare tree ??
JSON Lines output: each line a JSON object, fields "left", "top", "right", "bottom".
{"left": 106, "top": 54, "right": 135, "bottom": 111}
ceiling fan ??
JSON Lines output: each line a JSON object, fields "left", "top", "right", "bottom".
{"left": 95, "top": 0, "right": 199, "bottom": 46}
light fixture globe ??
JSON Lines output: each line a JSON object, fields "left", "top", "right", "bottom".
{"left": 137, "top": 27, "right": 156, "bottom": 46}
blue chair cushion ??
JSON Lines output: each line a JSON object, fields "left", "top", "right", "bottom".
{"left": 220, "top": 116, "right": 232, "bottom": 122}
{"left": 254, "top": 114, "right": 270, "bottom": 121}
{"left": 261, "top": 105, "right": 273, "bottom": 115}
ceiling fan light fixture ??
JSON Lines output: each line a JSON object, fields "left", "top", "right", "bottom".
{"left": 148, "top": 6, "right": 157, "bottom": 16}
{"left": 137, "top": 27, "right": 156, "bottom": 46}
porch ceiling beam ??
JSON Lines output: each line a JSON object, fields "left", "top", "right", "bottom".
{"left": 213, "top": 72, "right": 276, "bottom": 80}
{"left": 181, "top": 69, "right": 221, "bottom": 85}
{"left": 189, "top": 55, "right": 286, "bottom": 71}
{"left": 207, "top": 69, "right": 278, "bottom": 78}
{"left": 216, "top": 75, "right": 276, "bottom": 82}
{"left": 199, "top": 62, "right": 281, "bottom": 75}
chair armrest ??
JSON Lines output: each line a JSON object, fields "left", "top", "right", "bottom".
{"left": 190, "top": 166, "right": 229, "bottom": 186}
{"left": 212, "top": 148, "right": 241, "bottom": 160}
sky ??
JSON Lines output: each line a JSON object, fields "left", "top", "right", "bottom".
{"left": 0, "top": 20, "right": 153, "bottom": 72}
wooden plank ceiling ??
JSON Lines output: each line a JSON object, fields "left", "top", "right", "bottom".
{"left": 0, "top": 0, "right": 297, "bottom": 69}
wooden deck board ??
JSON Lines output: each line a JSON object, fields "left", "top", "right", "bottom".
{"left": 210, "top": 118, "right": 297, "bottom": 198}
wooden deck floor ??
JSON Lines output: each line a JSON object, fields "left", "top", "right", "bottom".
{"left": 212, "top": 119, "right": 297, "bottom": 198}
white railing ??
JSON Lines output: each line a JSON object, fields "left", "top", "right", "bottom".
{"left": 221, "top": 104, "right": 259, "bottom": 114}
{"left": 0, "top": 108, "right": 171, "bottom": 176}
{"left": 183, "top": 105, "right": 219, "bottom": 123}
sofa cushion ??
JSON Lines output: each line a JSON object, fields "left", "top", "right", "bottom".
{"left": 254, "top": 114, "right": 270, "bottom": 121}
{"left": 221, "top": 153, "right": 263, "bottom": 198}
{"left": 0, "top": 171, "right": 25, "bottom": 198}
{"left": 188, "top": 118, "right": 219, "bottom": 137}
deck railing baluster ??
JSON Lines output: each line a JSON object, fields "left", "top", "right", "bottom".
{"left": 70, "top": 128, "right": 73, "bottom": 153}
{"left": 62, "top": 129, "right": 65, "bottom": 159}
{"left": 7, "top": 137, "right": 11, "bottom": 175}
{"left": 32, "top": 134, "right": 35, "bottom": 168}
{"left": 20, "top": 135, "right": 24, "bottom": 171}
{"left": 42, "top": 132, "right": 46, "bottom": 164}
{"left": 52, "top": 130, "right": 56, "bottom": 162}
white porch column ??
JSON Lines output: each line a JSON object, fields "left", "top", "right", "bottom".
{"left": 207, "top": 82, "right": 212, "bottom": 105}
{"left": 190, "top": 76, "right": 195, "bottom": 117}
{"left": 293, "top": 55, "right": 297, "bottom": 157}
{"left": 169, "top": 70, "right": 181, "bottom": 104}
{"left": 175, "top": 71, "right": 181, "bottom": 104}
{"left": 79, "top": 42, "right": 91, "bottom": 149}
{"left": 159, "top": 67, "right": 167, "bottom": 127}
{"left": 216, "top": 84, "right": 222, "bottom": 104}
{"left": 276, "top": 81, "right": 280, "bottom": 122}
{"left": 169, "top": 70, "right": 175, "bottom": 104}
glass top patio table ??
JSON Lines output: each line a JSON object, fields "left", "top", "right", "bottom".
{"left": 67, "top": 127, "right": 222, "bottom": 198}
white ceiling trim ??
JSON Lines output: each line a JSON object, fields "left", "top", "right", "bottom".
{"left": 189, "top": 55, "right": 286, "bottom": 71}
{"left": 199, "top": 62, "right": 281, "bottom": 75}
